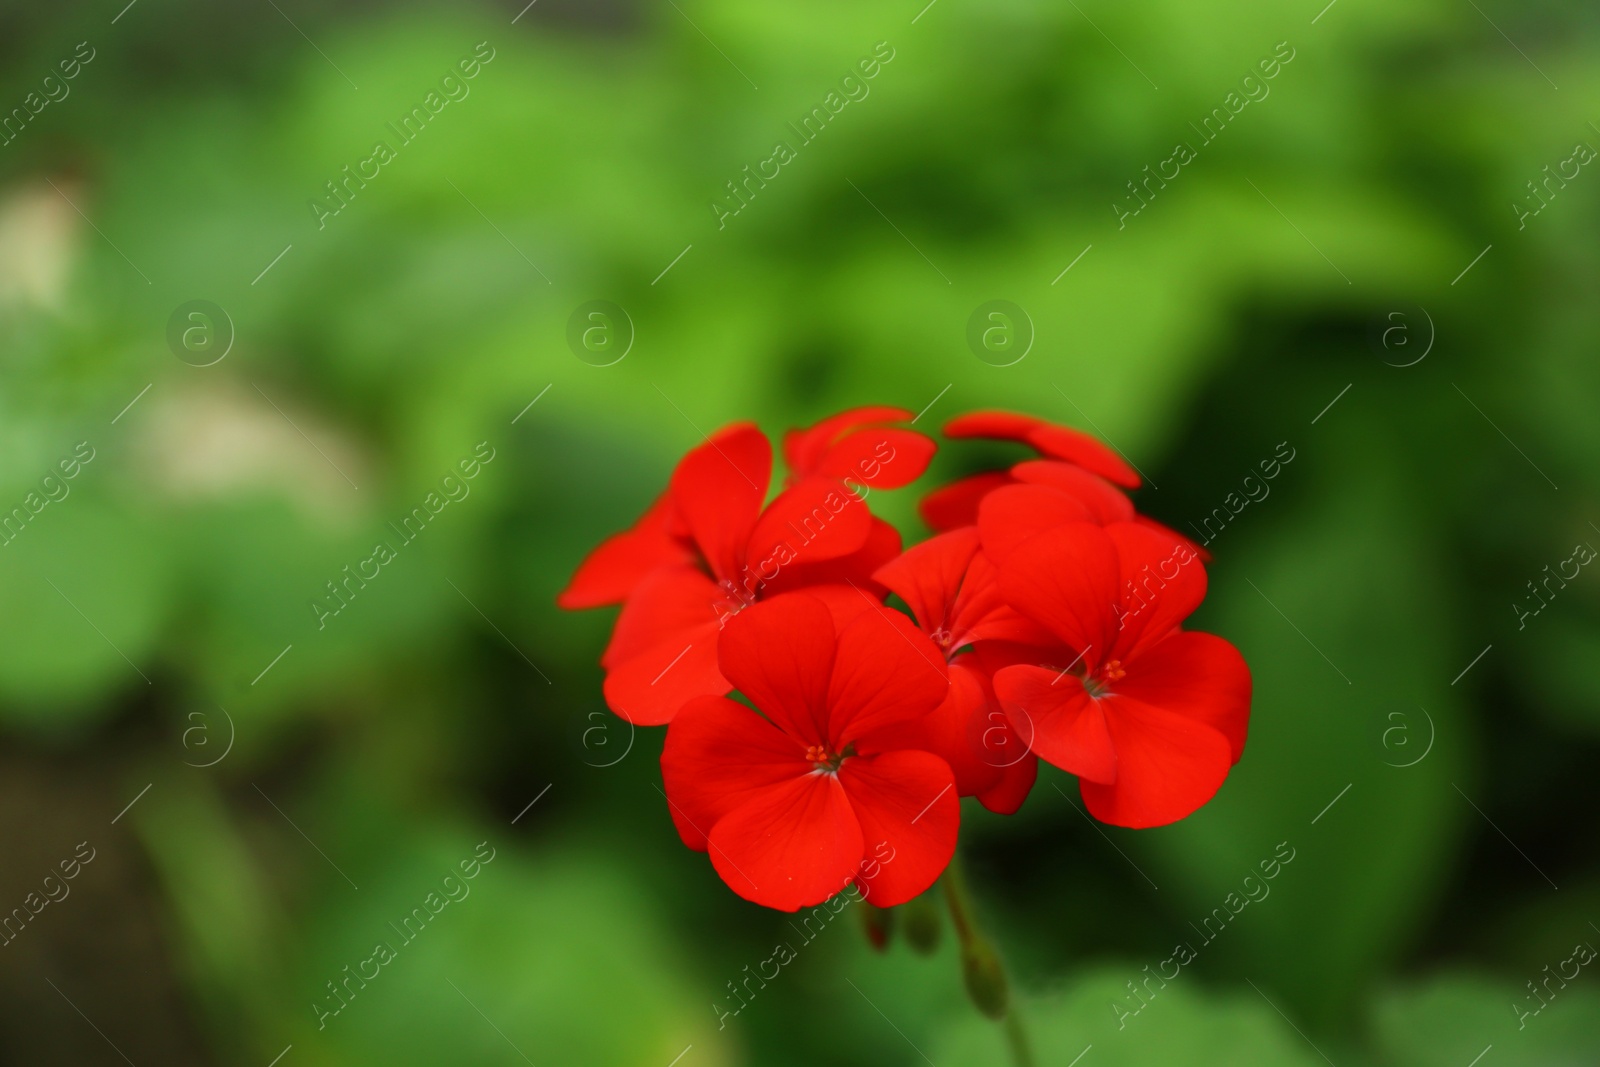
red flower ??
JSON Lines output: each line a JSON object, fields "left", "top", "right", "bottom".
{"left": 870, "top": 528, "right": 1048, "bottom": 813}
{"left": 661, "top": 593, "right": 960, "bottom": 911}
{"left": 587, "top": 424, "right": 883, "bottom": 725}
{"left": 560, "top": 407, "right": 932, "bottom": 613}
{"left": 920, "top": 410, "right": 1139, "bottom": 532}
{"left": 990, "top": 521, "right": 1250, "bottom": 828}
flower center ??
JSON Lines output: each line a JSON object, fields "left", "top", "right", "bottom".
{"left": 1083, "top": 658, "right": 1127, "bottom": 698}
{"left": 803, "top": 743, "right": 850, "bottom": 772}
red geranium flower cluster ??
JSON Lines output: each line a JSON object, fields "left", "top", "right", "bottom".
{"left": 560, "top": 407, "right": 1251, "bottom": 913}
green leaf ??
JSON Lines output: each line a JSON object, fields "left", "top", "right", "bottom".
{"left": 0, "top": 497, "right": 170, "bottom": 721}
{"left": 1371, "top": 974, "right": 1600, "bottom": 1067}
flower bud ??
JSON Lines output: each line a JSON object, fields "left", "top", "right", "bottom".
{"left": 960, "top": 938, "right": 1009, "bottom": 1019}
{"left": 858, "top": 901, "right": 894, "bottom": 952}
{"left": 901, "top": 893, "right": 942, "bottom": 955}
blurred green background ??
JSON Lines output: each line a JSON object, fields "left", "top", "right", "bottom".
{"left": 1, "top": 0, "right": 1597, "bottom": 1063}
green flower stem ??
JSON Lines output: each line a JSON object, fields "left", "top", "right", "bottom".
{"left": 941, "top": 855, "right": 1035, "bottom": 1067}
{"left": 1002, "top": 1007, "right": 1035, "bottom": 1067}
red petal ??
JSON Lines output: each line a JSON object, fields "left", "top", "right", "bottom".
{"left": 969, "top": 639, "right": 1055, "bottom": 678}
{"left": 784, "top": 406, "right": 913, "bottom": 477}
{"left": 873, "top": 531, "right": 1045, "bottom": 650}
{"left": 1104, "top": 522, "right": 1206, "bottom": 661}
{"left": 1118, "top": 631, "right": 1251, "bottom": 763}
{"left": 993, "top": 664, "right": 1117, "bottom": 784}
{"left": 813, "top": 428, "right": 937, "bottom": 489}
{"left": 825, "top": 606, "right": 948, "bottom": 744}
{"left": 873, "top": 527, "right": 981, "bottom": 640}
{"left": 707, "top": 772, "right": 864, "bottom": 912}
{"left": 669, "top": 423, "right": 770, "bottom": 581}
{"left": 880, "top": 658, "right": 1037, "bottom": 814}
{"left": 661, "top": 695, "right": 810, "bottom": 850}
{"left": 746, "top": 477, "right": 873, "bottom": 571}
{"left": 942, "top": 410, "right": 1046, "bottom": 443}
{"left": 953, "top": 551, "right": 1056, "bottom": 647}
{"left": 1011, "top": 461, "right": 1134, "bottom": 523}
{"left": 716, "top": 594, "right": 837, "bottom": 746}
{"left": 975, "top": 752, "right": 1037, "bottom": 815}
{"left": 764, "top": 519, "right": 901, "bottom": 600}
{"left": 601, "top": 566, "right": 724, "bottom": 670}
{"left": 979, "top": 484, "right": 1106, "bottom": 563}
{"left": 1025, "top": 424, "right": 1140, "bottom": 488}
{"left": 1079, "top": 696, "right": 1234, "bottom": 828}
{"left": 942, "top": 410, "right": 1139, "bottom": 489}
{"left": 997, "top": 522, "right": 1120, "bottom": 667}
{"left": 839, "top": 751, "right": 959, "bottom": 907}
{"left": 791, "top": 582, "right": 885, "bottom": 630}
{"left": 1134, "top": 514, "right": 1212, "bottom": 563}
{"left": 860, "top": 659, "right": 995, "bottom": 795}
{"left": 558, "top": 495, "right": 691, "bottom": 609}
{"left": 603, "top": 618, "right": 725, "bottom": 725}
{"left": 919, "top": 472, "right": 1014, "bottom": 532}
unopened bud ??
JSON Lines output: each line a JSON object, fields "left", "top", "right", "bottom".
{"left": 858, "top": 901, "right": 894, "bottom": 952}
{"left": 960, "top": 939, "right": 1009, "bottom": 1019}
{"left": 902, "top": 893, "right": 942, "bottom": 955}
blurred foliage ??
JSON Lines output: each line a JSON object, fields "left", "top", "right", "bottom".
{"left": 937, "top": 972, "right": 1328, "bottom": 1066}
{"left": 1, "top": 0, "right": 1598, "bottom": 1063}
